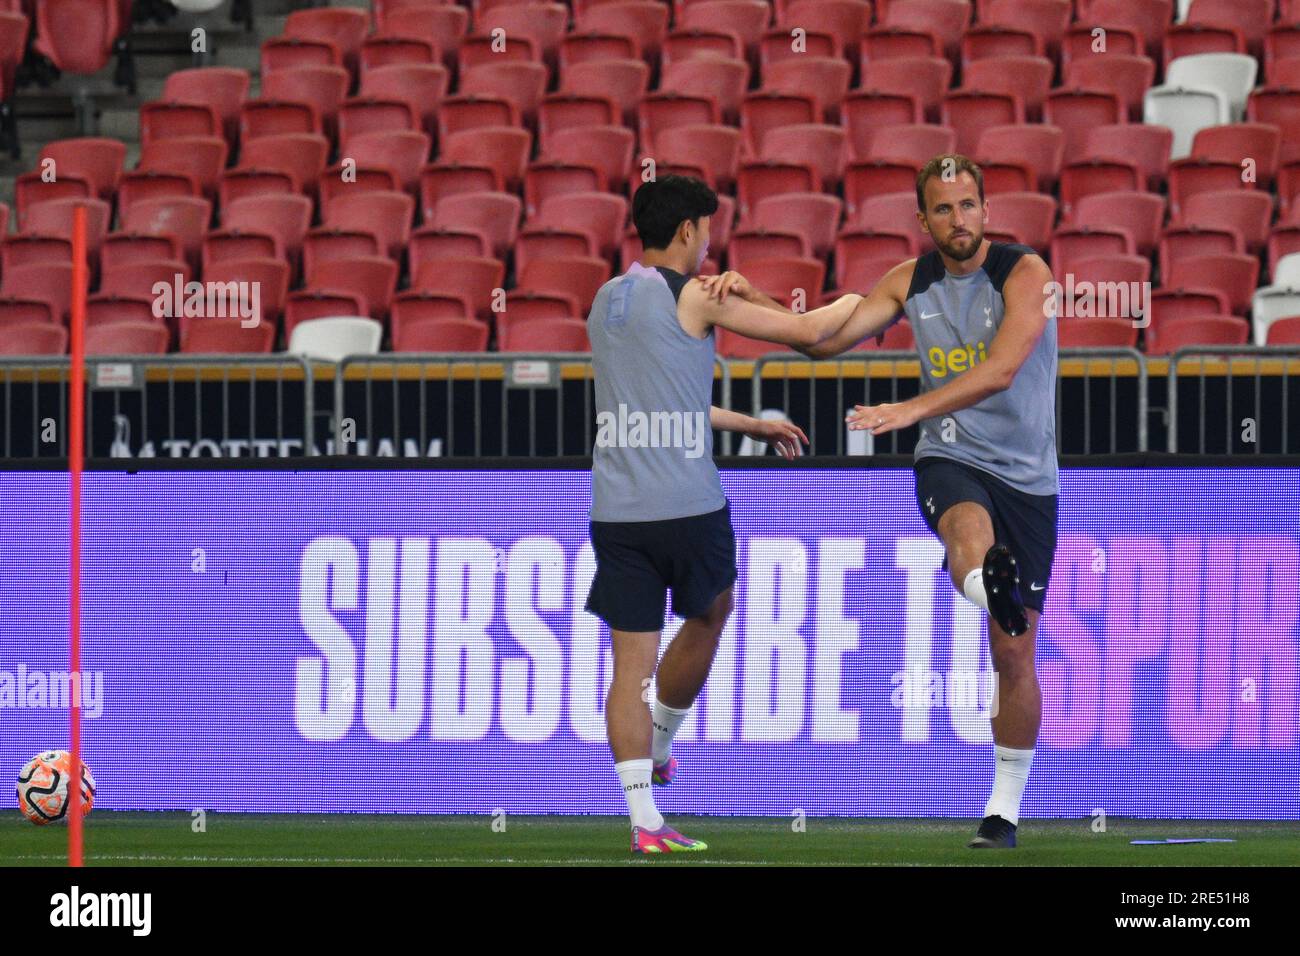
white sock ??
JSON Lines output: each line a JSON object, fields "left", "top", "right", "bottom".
{"left": 651, "top": 699, "right": 690, "bottom": 765}
{"left": 615, "top": 759, "right": 663, "bottom": 831}
{"left": 962, "top": 567, "right": 990, "bottom": 613}
{"left": 984, "top": 745, "right": 1035, "bottom": 827}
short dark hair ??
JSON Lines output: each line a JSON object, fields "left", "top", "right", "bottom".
{"left": 916, "top": 154, "right": 985, "bottom": 212}
{"left": 631, "top": 174, "right": 719, "bottom": 250}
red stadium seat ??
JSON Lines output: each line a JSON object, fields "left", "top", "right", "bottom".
{"left": 440, "top": 127, "right": 532, "bottom": 192}
{"left": 761, "top": 28, "right": 837, "bottom": 70}
{"left": 843, "top": 161, "right": 915, "bottom": 219}
{"left": 850, "top": 192, "right": 923, "bottom": 237}
{"left": 736, "top": 161, "right": 819, "bottom": 218}
{"left": 1185, "top": 0, "right": 1271, "bottom": 58}
{"left": 663, "top": 28, "right": 745, "bottom": 66}
{"left": 85, "top": 296, "right": 157, "bottom": 332}
{"left": 376, "top": 5, "right": 470, "bottom": 72}
{"left": 431, "top": 191, "right": 522, "bottom": 260}
{"left": 182, "top": 318, "right": 277, "bottom": 355}
{"left": 0, "top": 296, "right": 57, "bottom": 330}
{"left": 304, "top": 230, "right": 379, "bottom": 278}
{"left": 657, "top": 125, "right": 742, "bottom": 190}
{"left": 1065, "top": 254, "right": 1152, "bottom": 295}
{"left": 498, "top": 317, "right": 590, "bottom": 352}
{"left": 1064, "top": 54, "right": 1157, "bottom": 122}
{"left": 480, "top": 3, "right": 568, "bottom": 62}
{"left": 524, "top": 163, "right": 605, "bottom": 219}
{"left": 390, "top": 293, "right": 476, "bottom": 343}
{"left": 1085, "top": 0, "right": 1173, "bottom": 59}
{"left": 542, "top": 92, "right": 622, "bottom": 149}
{"left": 84, "top": 321, "right": 170, "bottom": 356}
{"left": 337, "top": 97, "right": 418, "bottom": 152}
{"left": 284, "top": 7, "right": 369, "bottom": 79}
{"left": 199, "top": 257, "right": 290, "bottom": 330}
{"left": 884, "top": 0, "right": 971, "bottom": 59}
{"left": 323, "top": 191, "right": 414, "bottom": 261}
{"left": 561, "top": 58, "right": 650, "bottom": 124}
{"left": 759, "top": 125, "right": 852, "bottom": 192}
{"left": 1044, "top": 89, "right": 1126, "bottom": 157}
{"left": 728, "top": 228, "right": 809, "bottom": 270}
{"left": 394, "top": 318, "right": 489, "bottom": 353}
{"left": 284, "top": 290, "right": 368, "bottom": 337}
{"left": 359, "top": 35, "right": 437, "bottom": 73}
{"left": 559, "top": 31, "right": 640, "bottom": 70}
{"left": 408, "top": 227, "right": 490, "bottom": 275}
{"left": 983, "top": 0, "right": 1070, "bottom": 58}
{"left": 456, "top": 34, "right": 537, "bottom": 76}
{"left": 1265, "top": 316, "right": 1300, "bottom": 345}
{"left": 836, "top": 227, "right": 918, "bottom": 270}
{"left": 1082, "top": 124, "right": 1173, "bottom": 193}
{"left": 861, "top": 26, "right": 942, "bottom": 64}
{"left": 640, "top": 92, "right": 722, "bottom": 153}
{"left": 840, "top": 92, "right": 924, "bottom": 160}
{"left": 23, "top": 197, "right": 110, "bottom": 256}
{"left": 2, "top": 236, "right": 71, "bottom": 275}
{"left": 33, "top": 0, "right": 122, "bottom": 77}
{"left": 835, "top": 254, "right": 901, "bottom": 293}
{"left": 162, "top": 67, "right": 250, "bottom": 148}
{"left": 240, "top": 98, "right": 318, "bottom": 142}
{"left": 459, "top": 61, "right": 548, "bottom": 126}
{"left": 779, "top": 1, "right": 872, "bottom": 58}
{"left": 1166, "top": 158, "right": 1254, "bottom": 219}
{"left": 532, "top": 193, "right": 628, "bottom": 261}
{"left": 678, "top": 1, "right": 771, "bottom": 55}
{"left": 1265, "top": 25, "right": 1300, "bottom": 83}
{"left": 1056, "top": 318, "right": 1139, "bottom": 349}
{"left": 763, "top": 57, "right": 852, "bottom": 122}
{"left": 751, "top": 194, "right": 843, "bottom": 258}
{"left": 1166, "top": 253, "right": 1260, "bottom": 316}
{"left": 99, "top": 259, "right": 190, "bottom": 302}
{"left": 1058, "top": 160, "right": 1141, "bottom": 221}
{"left": 100, "top": 233, "right": 181, "bottom": 274}
{"left": 1049, "top": 226, "right": 1134, "bottom": 275}
{"left": 962, "top": 56, "right": 1053, "bottom": 121}
{"left": 331, "top": 130, "right": 431, "bottom": 196}
{"left": 304, "top": 256, "right": 399, "bottom": 323}
{"left": 942, "top": 91, "right": 1024, "bottom": 156}
{"left": 1178, "top": 190, "right": 1274, "bottom": 254}
{"left": 1158, "top": 224, "right": 1243, "bottom": 280}
{"left": 120, "top": 196, "right": 212, "bottom": 270}
{"left": 13, "top": 173, "right": 91, "bottom": 225}
{"left": 742, "top": 255, "right": 827, "bottom": 305}
{"left": 1148, "top": 315, "right": 1250, "bottom": 355}
{"left": 1163, "top": 23, "right": 1246, "bottom": 71}
{"left": 261, "top": 65, "right": 349, "bottom": 140}
{"left": 418, "top": 165, "right": 499, "bottom": 222}
{"left": 359, "top": 64, "right": 449, "bottom": 139}
{"left": 1150, "top": 288, "right": 1231, "bottom": 337}
{"left": 1189, "top": 123, "right": 1282, "bottom": 185}
{"left": 516, "top": 256, "right": 611, "bottom": 312}
{"left": 137, "top": 136, "right": 228, "bottom": 200}
{"left": 578, "top": 1, "right": 670, "bottom": 61}
{"left": 408, "top": 254, "right": 504, "bottom": 321}
{"left": 139, "top": 101, "right": 220, "bottom": 147}
{"left": 740, "top": 89, "right": 818, "bottom": 155}
{"left": 0, "top": 321, "right": 66, "bottom": 355}
{"left": 1060, "top": 23, "right": 1141, "bottom": 75}
{"left": 1073, "top": 191, "right": 1165, "bottom": 257}
{"left": 438, "top": 94, "right": 520, "bottom": 139}
{"left": 862, "top": 123, "right": 956, "bottom": 166}
{"left": 500, "top": 290, "right": 583, "bottom": 326}
{"left": 859, "top": 57, "right": 952, "bottom": 123}
{"left": 1247, "top": 87, "right": 1300, "bottom": 165}
{"left": 660, "top": 56, "right": 750, "bottom": 124}
{"left": 202, "top": 229, "right": 281, "bottom": 270}
{"left": 223, "top": 195, "right": 312, "bottom": 267}
{"left": 514, "top": 226, "right": 598, "bottom": 276}
{"left": 261, "top": 37, "right": 338, "bottom": 77}
{"left": 544, "top": 125, "right": 636, "bottom": 192}
{"left": 715, "top": 325, "right": 794, "bottom": 358}
{"left": 1268, "top": 224, "right": 1300, "bottom": 277}
{"left": 961, "top": 25, "right": 1042, "bottom": 66}
{"left": 987, "top": 192, "right": 1057, "bottom": 252}
{"left": 235, "top": 133, "right": 329, "bottom": 195}
{"left": 974, "top": 125, "right": 1064, "bottom": 194}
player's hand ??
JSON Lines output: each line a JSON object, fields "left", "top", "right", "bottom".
{"left": 696, "top": 270, "right": 755, "bottom": 303}
{"left": 743, "top": 416, "right": 809, "bottom": 459}
{"left": 846, "top": 402, "right": 918, "bottom": 436}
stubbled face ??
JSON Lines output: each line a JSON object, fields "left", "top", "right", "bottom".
{"left": 918, "top": 172, "right": 988, "bottom": 262}
{"left": 683, "top": 215, "right": 711, "bottom": 275}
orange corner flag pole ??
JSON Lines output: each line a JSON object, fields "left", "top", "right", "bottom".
{"left": 68, "top": 202, "right": 87, "bottom": 867}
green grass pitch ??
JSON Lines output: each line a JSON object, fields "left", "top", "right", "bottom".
{"left": 3, "top": 813, "right": 1297, "bottom": 866}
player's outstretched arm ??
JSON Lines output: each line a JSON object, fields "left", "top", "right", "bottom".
{"left": 710, "top": 406, "right": 808, "bottom": 459}
{"left": 678, "top": 274, "right": 862, "bottom": 348}
{"left": 794, "top": 260, "right": 914, "bottom": 358}
{"left": 847, "top": 253, "right": 1055, "bottom": 436}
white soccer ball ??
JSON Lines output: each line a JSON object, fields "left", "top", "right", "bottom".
{"left": 16, "top": 750, "right": 96, "bottom": 825}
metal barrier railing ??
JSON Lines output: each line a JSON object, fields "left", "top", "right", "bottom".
{"left": 333, "top": 353, "right": 733, "bottom": 457}
{"left": 749, "top": 348, "right": 1149, "bottom": 456}
{"left": 0, "top": 355, "right": 315, "bottom": 459}
{"left": 1167, "top": 346, "right": 1300, "bottom": 454}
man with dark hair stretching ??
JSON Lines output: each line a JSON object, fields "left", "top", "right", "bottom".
{"left": 704, "top": 155, "right": 1058, "bottom": 849}
{"left": 586, "top": 174, "right": 862, "bottom": 853}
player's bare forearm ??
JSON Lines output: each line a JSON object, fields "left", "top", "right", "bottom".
{"left": 907, "top": 358, "right": 1015, "bottom": 420}
{"left": 709, "top": 406, "right": 756, "bottom": 433}
{"left": 797, "top": 261, "right": 913, "bottom": 358}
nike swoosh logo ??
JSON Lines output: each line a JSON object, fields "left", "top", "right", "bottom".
{"left": 920, "top": 311, "right": 943, "bottom": 320}
{"left": 1030, "top": 583, "right": 1045, "bottom": 591}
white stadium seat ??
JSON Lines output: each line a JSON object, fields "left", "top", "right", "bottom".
{"left": 1271, "top": 252, "right": 1300, "bottom": 287}
{"left": 287, "top": 316, "right": 383, "bottom": 363}
{"left": 1165, "top": 53, "right": 1258, "bottom": 121}
{"left": 1250, "top": 287, "right": 1300, "bottom": 345}
{"left": 1143, "top": 86, "right": 1229, "bottom": 159}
